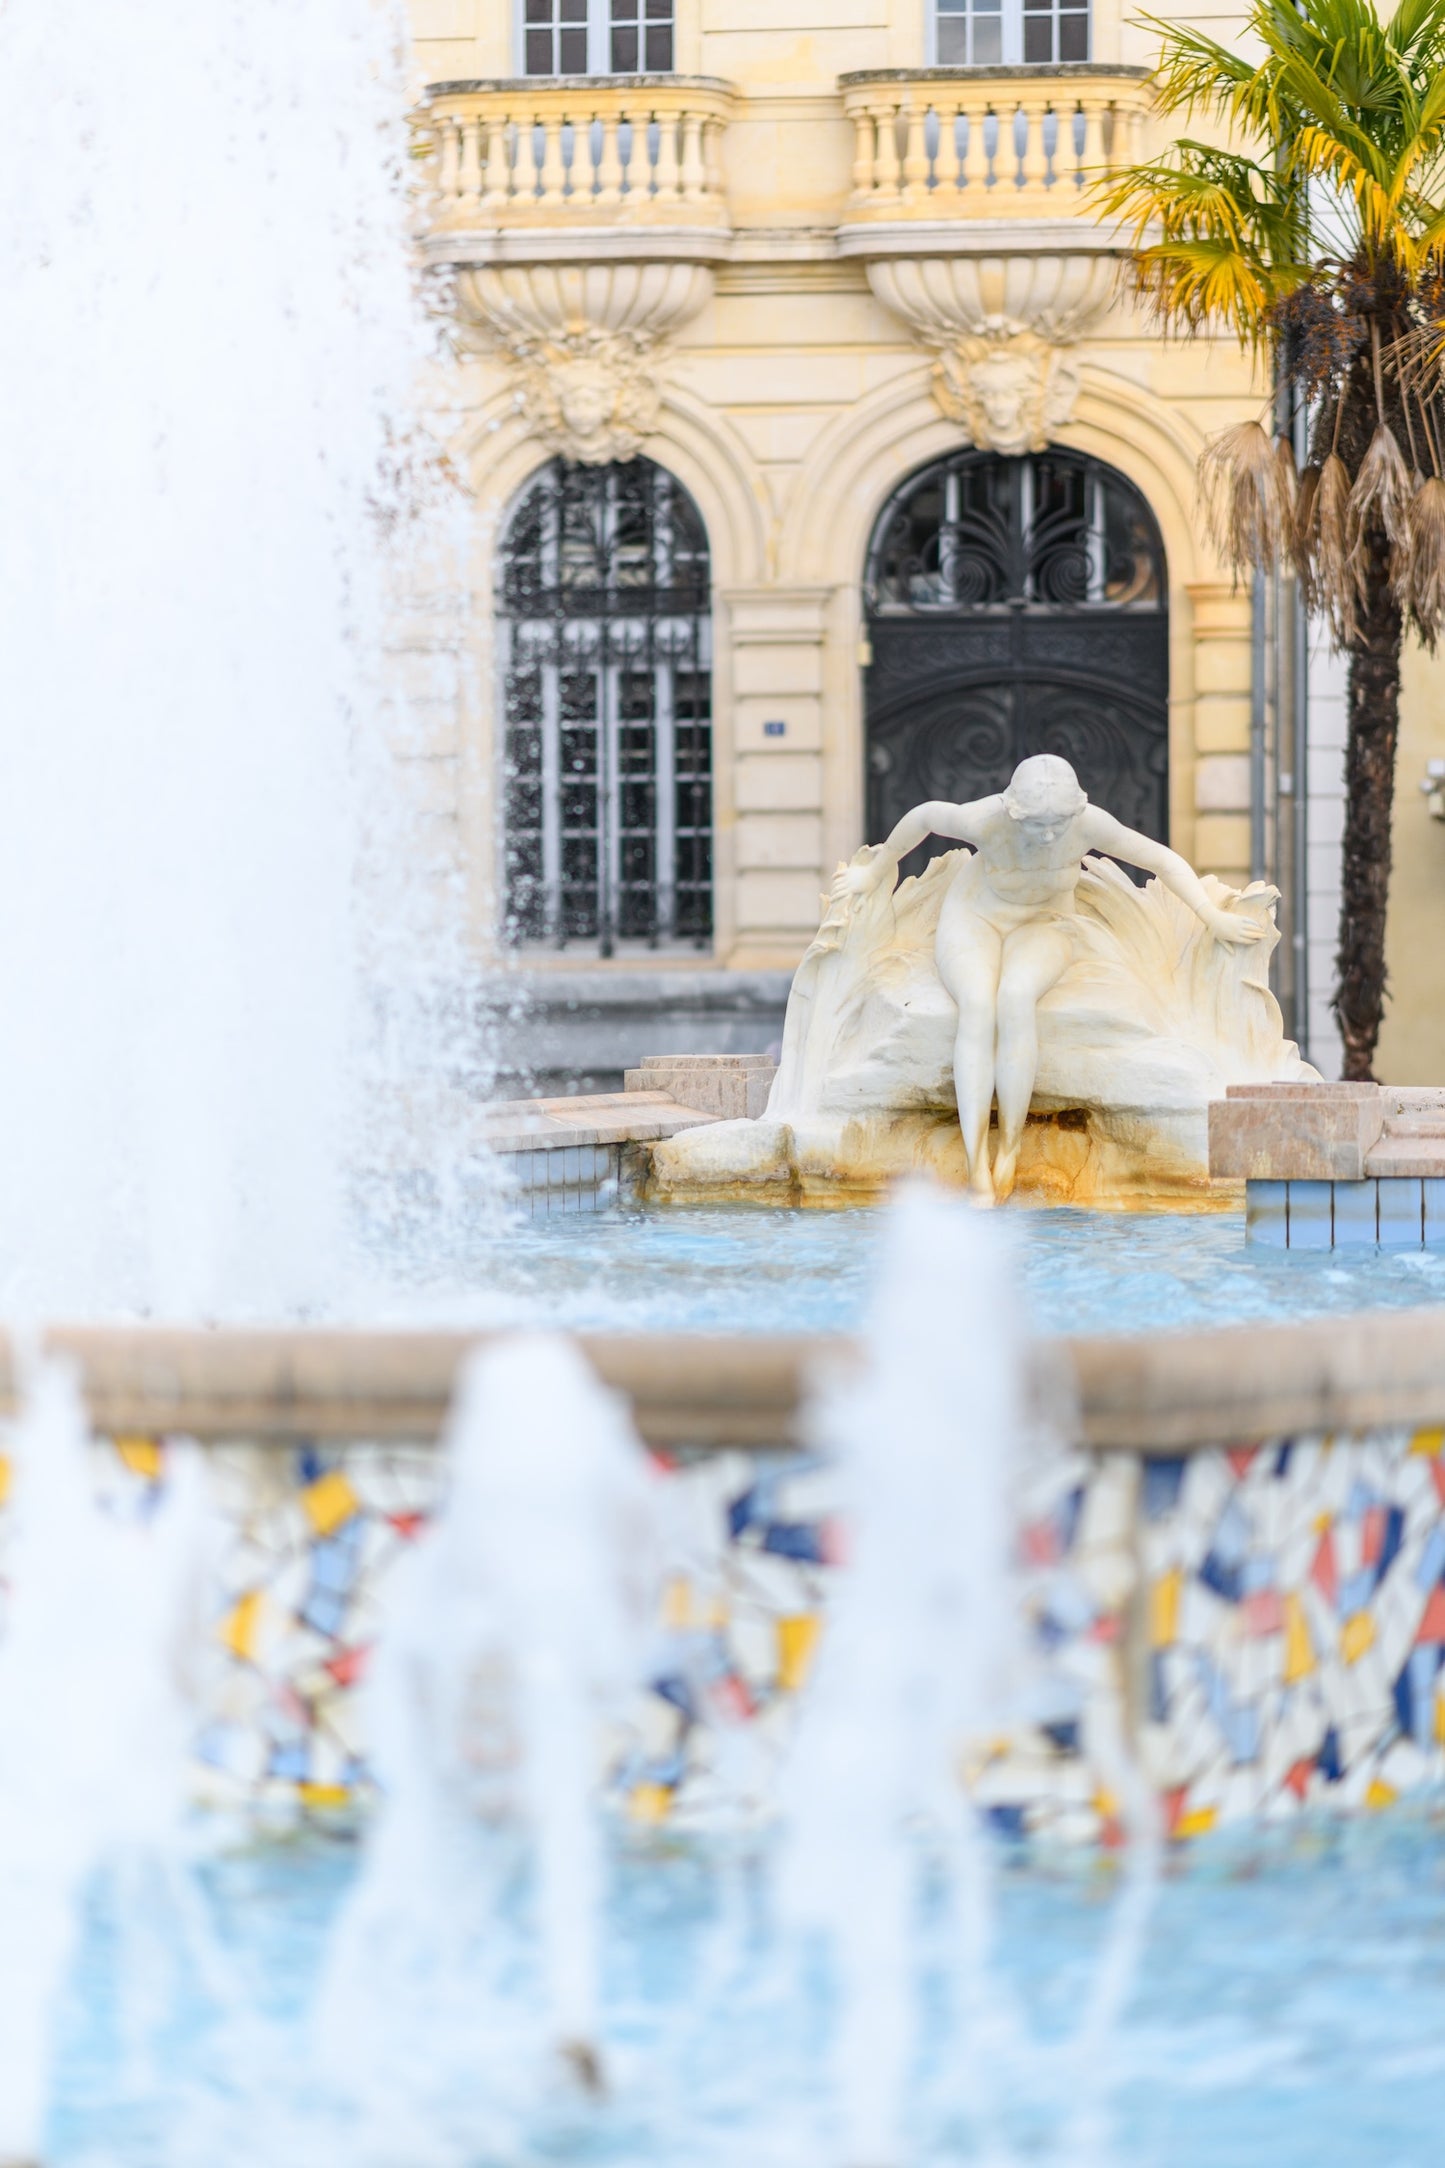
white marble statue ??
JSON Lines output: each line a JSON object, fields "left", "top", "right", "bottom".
{"left": 838, "top": 755, "right": 1264, "bottom": 1202}
{"left": 652, "top": 754, "right": 1317, "bottom": 1209}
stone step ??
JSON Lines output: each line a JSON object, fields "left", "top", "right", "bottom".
{"left": 627, "top": 1053, "right": 777, "bottom": 1120}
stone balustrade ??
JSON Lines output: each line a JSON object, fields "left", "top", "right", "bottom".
{"left": 838, "top": 65, "right": 1151, "bottom": 223}
{"left": 420, "top": 75, "right": 736, "bottom": 258}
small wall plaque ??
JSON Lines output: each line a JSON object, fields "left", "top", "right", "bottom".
{"left": 763, "top": 719, "right": 786, "bottom": 737}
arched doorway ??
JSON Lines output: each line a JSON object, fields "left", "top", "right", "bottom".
{"left": 497, "top": 457, "right": 713, "bottom": 954}
{"left": 864, "top": 448, "right": 1168, "bottom": 876}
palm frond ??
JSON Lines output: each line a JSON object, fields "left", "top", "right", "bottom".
{"left": 1311, "top": 453, "right": 1360, "bottom": 642}
{"left": 1198, "top": 420, "right": 1293, "bottom": 572}
{"left": 1350, "top": 422, "right": 1413, "bottom": 560}
{"left": 1397, "top": 471, "right": 1445, "bottom": 642}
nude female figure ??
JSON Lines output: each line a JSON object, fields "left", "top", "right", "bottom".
{"left": 842, "top": 754, "right": 1264, "bottom": 1203}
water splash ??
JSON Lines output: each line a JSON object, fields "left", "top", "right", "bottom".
{"left": 316, "top": 1334, "right": 663, "bottom": 2140}
{"left": 781, "top": 1183, "right": 1028, "bottom": 2167}
{"left": 0, "top": 1358, "right": 215, "bottom": 2161}
{"left": 0, "top": 0, "right": 466, "bottom": 1319}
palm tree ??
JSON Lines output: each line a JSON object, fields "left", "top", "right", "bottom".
{"left": 1096, "top": 0, "right": 1445, "bottom": 1078}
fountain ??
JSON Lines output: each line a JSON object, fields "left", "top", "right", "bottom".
{"left": 2, "top": 0, "right": 1445, "bottom": 2161}
{"left": 0, "top": 1357, "right": 213, "bottom": 2164}
{"left": 315, "top": 1333, "right": 664, "bottom": 2124}
{"left": 0, "top": 0, "right": 467, "bottom": 1320}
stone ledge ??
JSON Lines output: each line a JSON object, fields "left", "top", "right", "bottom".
{"left": 1210, "top": 1082, "right": 1385, "bottom": 1181}
{"left": 1213, "top": 1082, "right": 1445, "bottom": 1185}
{"left": 625, "top": 1053, "right": 777, "bottom": 1120}
{"left": 9, "top": 1310, "right": 1445, "bottom": 1454}
{"left": 478, "top": 1090, "right": 717, "bottom": 1157}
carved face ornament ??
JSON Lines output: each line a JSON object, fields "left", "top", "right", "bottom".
{"left": 552, "top": 358, "right": 615, "bottom": 446}
{"left": 971, "top": 348, "right": 1032, "bottom": 446}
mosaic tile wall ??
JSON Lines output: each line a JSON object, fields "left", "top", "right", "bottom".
{"left": 6, "top": 1424, "right": 1445, "bottom": 1841}
{"left": 1137, "top": 1427, "right": 1445, "bottom": 1832}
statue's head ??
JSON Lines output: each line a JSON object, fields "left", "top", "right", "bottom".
{"left": 1001, "top": 755, "right": 1087, "bottom": 841}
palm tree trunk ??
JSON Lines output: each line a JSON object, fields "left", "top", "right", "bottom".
{"left": 1334, "top": 520, "right": 1403, "bottom": 1080}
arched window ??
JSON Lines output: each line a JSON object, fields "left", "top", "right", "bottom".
{"left": 497, "top": 457, "right": 713, "bottom": 954}
{"left": 864, "top": 448, "right": 1167, "bottom": 874}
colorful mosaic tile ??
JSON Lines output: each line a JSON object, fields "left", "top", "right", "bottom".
{"left": 5, "top": 1423, "right": 1445, "bottom": 1842}
{"left": 1138, "top": 1428, "right": 1445, "bottom": 1828}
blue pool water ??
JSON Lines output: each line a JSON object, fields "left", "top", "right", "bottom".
{"left": 50, "top": 1815, "right": 1445, "bottom": 2166}
{"left": 438, "top": 1203, "right": 1445, "bottom": 1339}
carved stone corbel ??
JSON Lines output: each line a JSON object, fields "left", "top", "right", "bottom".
{"left": 865, "top": 251, "right": 1119, "bottom": 452}
{"left": 457, "top": 263, "right": 713, "bottom": 465}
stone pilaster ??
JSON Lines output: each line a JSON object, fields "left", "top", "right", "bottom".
{"left": 1187, "top": 581, "right": 1255, "bottom": 889}
{"left": 719, "top": 585, "right": 832, "bottom": 966}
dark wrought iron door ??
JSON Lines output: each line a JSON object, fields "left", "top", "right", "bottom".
{"left": 498, "top": 458, "right": 712, "bottom": 954}
{"left": 865, "top": 450, "right": 1168, "bottom": 878}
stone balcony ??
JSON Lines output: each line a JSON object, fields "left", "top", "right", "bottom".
{"left": 836, "top": 65, "right": 1150, "bottom": 245}
{"left": 414, "top": 66, "right": 1154, "bottom": 460}
{"left": 417, "top": 76, "right": 738, "bottom": 463}
{"left": 834, "top": 66, "right": 1152, "bottom": 451}
{"left": 419, "top": 75, "right": 737, "bottom": 267}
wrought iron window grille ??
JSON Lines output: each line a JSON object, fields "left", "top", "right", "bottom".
{"left": 866, "top": 449, "right": 1162, "bottom": 619}
{"left": 498, "top": 458, "right": 713, "bottom": 957}
{"left": 864, "top": 448, "right": 1169, "bottom": 869}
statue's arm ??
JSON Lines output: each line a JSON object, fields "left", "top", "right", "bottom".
{"left": 1081, "top": 809, "right": 1265, "bottom": 946}
{"left": 836, "top": 797, "right": 995, "bottom": 898}
{"left": 881, "top": 797, "right": 993, "bottom": 858}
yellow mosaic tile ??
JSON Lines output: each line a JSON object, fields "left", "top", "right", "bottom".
{"left": 628, "top": 1782, "right": 673, "bottom": 1825}
{"left": 1150, "top": 1567, "right": 1181, "bottom": 1649}
{"left": 299, "top": 1782, "right": 352, "bottom": 1811}
{"left": 776, "top": 1613, "right": 821, "bottom": 1693}
{"left": 301, "top": 1469, "right": 359, "bottom": 1537}
{"left": 114, "top": 1435, "right": 163, "bottom": 1481}
{"left": 1283, "top": 1593, "right": 1314, "bottom": 1684}
{"left": 221, "top": 1590, "right": 264, "bottom": 1664}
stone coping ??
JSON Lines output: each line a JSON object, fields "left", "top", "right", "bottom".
{"left": 1210, "top": 1081, "right": 1445, "bottom": 1181}
{"left": 837, "top": 62, "right": 1151, "bottom": 82}
{"left": 10, "top": 1305, "right": 1445, "bottom": 1453}
{"left": 478, "top": 1089, "right": 716, "bottom": 1155}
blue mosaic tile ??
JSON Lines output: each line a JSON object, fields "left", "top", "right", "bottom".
{"left": 1378, "top": 1177, "right": 1424, "bottom": 1248}
{"left": 1332, "top": 1180, "right": 1378, "bottom": 1247}
{"left": 1245, "top": 1179, "right": 1287, "bottom": 1247}
{"left": 1286, "top": 1181, "right": 1333, "bottom": 1249}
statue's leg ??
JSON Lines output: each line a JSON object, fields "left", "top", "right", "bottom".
{"left": 936, "top": 914, "right": 1003, "bottom": 1198}
{"left": 992, "top": 922, "right": 1074, "bottom": 1202}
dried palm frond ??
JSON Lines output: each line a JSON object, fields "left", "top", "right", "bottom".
{"left": 1197, "top": 420, "right": 1291, "bottom": 576}
{"left": 1309, "top": 453, "right": 1358, "bottom": 644}
{"left": 1274, "top": 430, "right": 1298, "bottom": 522}
{"left": 1348, "top": 423, "right": 1412, "bottom": 568}
{"left": 1396, "top": 474, "right": 1445, "bottom": 646}
{"left": 1292, "top": 462, "right": 1321, "bottom": 591}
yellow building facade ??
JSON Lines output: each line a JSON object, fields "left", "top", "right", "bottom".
{"left": 402, "top": 0, "right": 1445, "bottom": 1088}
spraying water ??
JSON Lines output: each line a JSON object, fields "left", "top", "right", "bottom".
{"left": 782, "top": 1184, "right": 1027, "bottom": 2167}
{"left": 0, "top": 1358, "right": 215, "bottom": 2161}
{"left": 0, "top": 0, "right": 460, "bottom": 1319}
{"left": 317, "top": 1335, "right": 663, "bottom": 2136}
